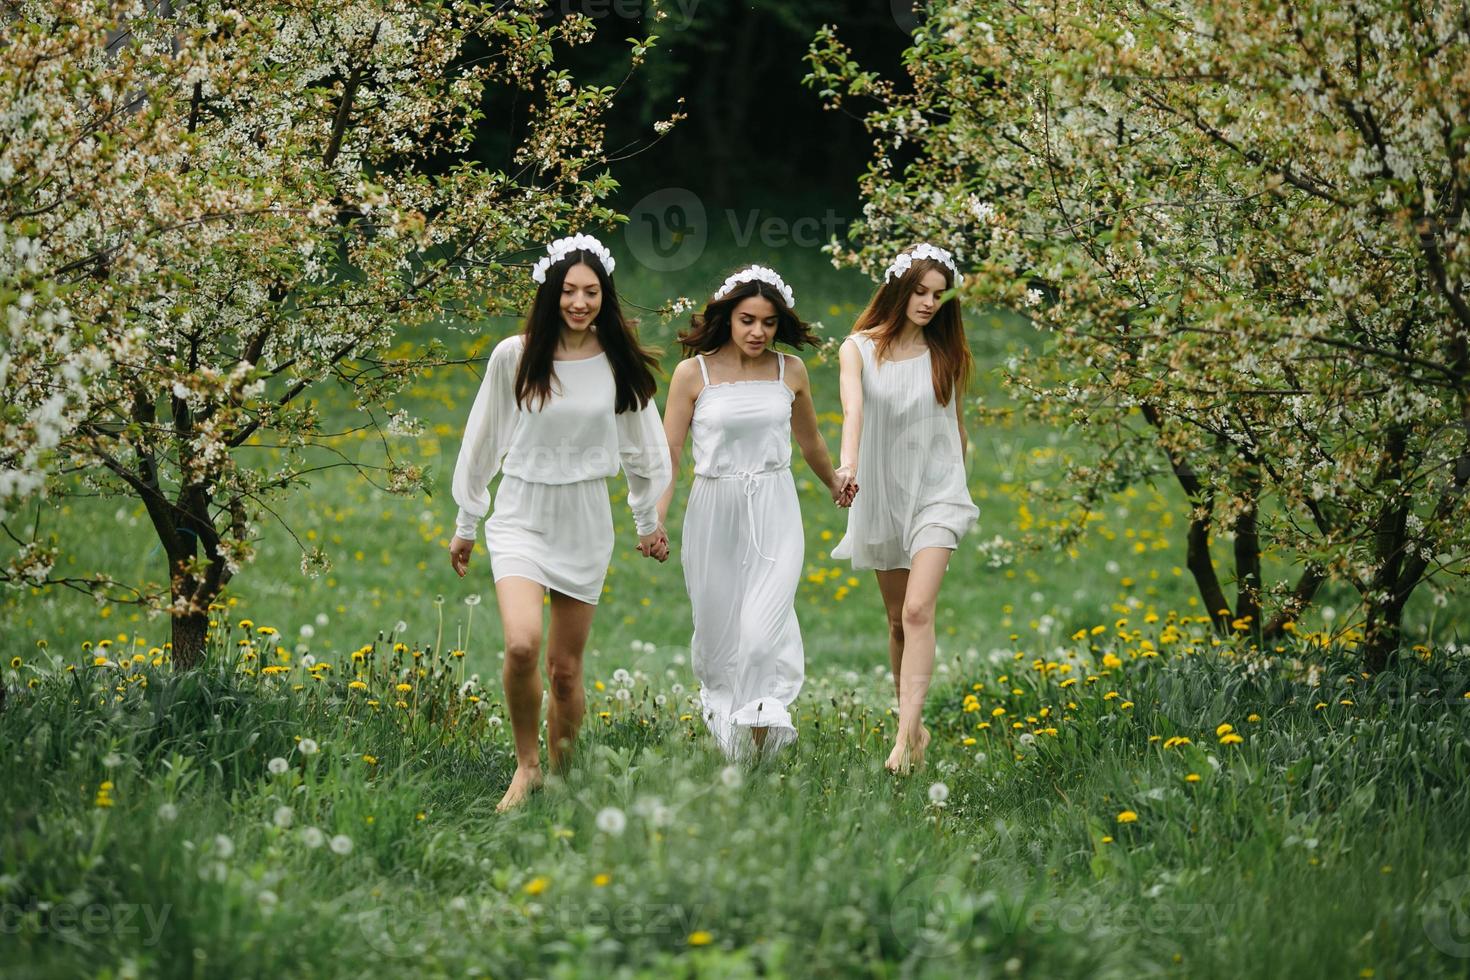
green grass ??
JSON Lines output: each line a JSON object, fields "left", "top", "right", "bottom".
{"left": 4, "top": 236, "right": 1470, "bottom": 977}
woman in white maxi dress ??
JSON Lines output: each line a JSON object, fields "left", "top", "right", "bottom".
{"left": 449, "top": 236, "right": 672, "bottom": 812}
{"left": 832, "top": 244, "right": 978, "bottom": 775}
{"left": 658, "top": 267, "right": 854, "bottom": 760}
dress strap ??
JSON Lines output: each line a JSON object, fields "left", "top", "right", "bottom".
{"left": 777, "top": 352, "right": 787, "bottom": 382}
{"left": 695, "top": 353, "right": 710, "bottom": 384}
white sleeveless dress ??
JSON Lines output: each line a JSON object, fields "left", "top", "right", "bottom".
{"left": 831, "top": 333, "right": 979, "bottom": 570}
{"left": 681, "top": 351, "right": 805, "bottom": 760}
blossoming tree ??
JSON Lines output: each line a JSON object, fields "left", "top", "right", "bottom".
{"left": 1, "top": 0, "right": 681, "bottom": 666}
{"left": 807, "top": 0, "right": 1470, "bottom": 669}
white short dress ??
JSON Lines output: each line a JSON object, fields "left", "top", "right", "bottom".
{"left": 682, "top": 351, "right": 804, "bottom": 760}
{"left": 451, "top": 334, "right": 672, "bottom": 605}
{"left": 831, "top": 332, "right": 978, "bottom": 570}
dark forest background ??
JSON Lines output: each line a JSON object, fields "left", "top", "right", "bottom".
{"left": 467, "top": 0, "right": 915, "bottom": 223}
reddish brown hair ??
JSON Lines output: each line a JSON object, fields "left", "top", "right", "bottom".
{"left": 851, "top": 253, "right": 971, "bottom": 406}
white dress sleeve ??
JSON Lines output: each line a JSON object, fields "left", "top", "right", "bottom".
{"left": 616, "top": 395, "right": 673, "bottom": 536}
{"left": 451, "top": 338, "right": 520, "bottom": 540}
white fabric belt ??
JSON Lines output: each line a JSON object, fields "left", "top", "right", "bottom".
{"left": 695, "top": 467, "right": 786, "bottom": 561}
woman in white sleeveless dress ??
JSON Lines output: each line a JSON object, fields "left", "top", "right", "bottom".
{"left": 832, "top": 244, "right": 979, "bottom": 774}
{"left": 658, "top": 266, "right": 855, "bottom": 761}
{"left": 448, "top": 234, "right": 672, "bottom": 811}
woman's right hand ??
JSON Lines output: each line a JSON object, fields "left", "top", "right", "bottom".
{"left": 449, "top": 535, "right": 474, "bottom": 577}
{"left": 833, "top": 465, "right": 858, "bottom": 507}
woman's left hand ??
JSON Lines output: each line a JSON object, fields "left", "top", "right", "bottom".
{"left": 638, "top": 525, "right": 670, "bottom": 562}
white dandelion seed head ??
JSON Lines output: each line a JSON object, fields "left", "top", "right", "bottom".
{"left": 156, "top": 802, "right": 179, "bottom": 822}
{"left": 297, "top": 738, "right": 319, "bottom": 756}
{"left": 928, "top": 782, "right": 950, "bottom": 804}
{"left": 595, "top": 807, "right": 627, "bottom": 836}
{"left": 300, "top": 826, "right": 325, "bottom": 848}
{"left": 273, "top": 806, "right": 294, "bottom": 829}
{"left": 329, "top": 834, "right": 353, "bottom": 855}
{"left": 213, "top": 834, "right": 235, "bottom": 859}
{"left": 268, "top": 757, "right": 289, "bottom": 775}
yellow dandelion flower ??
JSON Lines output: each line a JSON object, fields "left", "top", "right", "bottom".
{"left": 593, "top": 873, "right": 611, "bottom": 887}
{"left": 1219, "top": 733, "right": 1243, "bottom": 745}
{"left": 1184, "top": 773, "right": 1201, "bottom": 783}
{"left": 1116, "top": 810, "right": 1138, "bottom": 824}
{"left": 687, "top": 931, "right": 713, "bottom": 947}
{"left": 523, "top": 876, "right": 549, "bottom": 896}
{"left": 1215, "top": 723, "right": 1233, "bottom": 737}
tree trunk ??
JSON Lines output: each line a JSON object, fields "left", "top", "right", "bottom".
{"left": 1362, "top": 598, "right": 1407, "bottom": 673}
{"left": 171, "top": 605, "right": 210, "bottom": 670}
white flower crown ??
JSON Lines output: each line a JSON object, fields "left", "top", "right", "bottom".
{"left": 883, "top": 243, "right": 964, "bottom": 287}
{"left": 531, "top": 233, "right": 616, "bottom": 284}
{"left": 712, "top": 265, "right": 796, "bottom": 309}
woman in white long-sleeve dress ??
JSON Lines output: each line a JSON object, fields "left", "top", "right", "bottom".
{"left": 832, "top": 244, "right": 979, "bottom": 774}
{"left": 657, "top": 266, "right": 856, "bottom": 761}
{"left": 449, "top": 234, "right": 673, "bottom": 811}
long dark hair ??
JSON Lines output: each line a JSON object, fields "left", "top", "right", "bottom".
{"left": 677, "top": 268, "right": 819, "bottom": 354}
{"left": 851, "top": 251, "right": 971, "bottom": 406}
{"left": 515, "top": 249, "right": 659, "bottom": 413}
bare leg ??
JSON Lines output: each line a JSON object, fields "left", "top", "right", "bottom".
{"left": 752, "top": 726, "right": 768, "bottom": 751}
{"left": 874, "top": 569, "right": 909, "bottom": 700}
{"left": 886, "top": 548, "right": 952, "bottom": 774}
{"left": 545, "top": 590, "right": 596, "bottom": 773}
{"left": 494, "top": 576, "right": 547, "bottom": 812}
{"left": 875, "top": 567, "right": 929, "bottom": 763}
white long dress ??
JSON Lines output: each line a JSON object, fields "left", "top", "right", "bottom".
{"left": 451, "top": 333, "right": 672, "bottom": 605}
{"left": 682, "top": 351, "right": 805, "bottom": 760}
{"left": 831, "top": 332, "right": 978, "bottom": 570}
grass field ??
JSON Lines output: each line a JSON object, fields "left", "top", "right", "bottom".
{"left": 4, "top": 234, "right": 1470, "bottom": 978}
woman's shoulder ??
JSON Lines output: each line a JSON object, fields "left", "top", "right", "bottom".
{"left": 490, "top": 332, "right": 526, "bottom": 363}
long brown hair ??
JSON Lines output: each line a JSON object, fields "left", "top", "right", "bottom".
{"left": 677, "top": 267, "right": 819, "bottom": 354}
{"left": 851, "top": 251, "right": 971, "bottom": 406}
{"left": 515, "top": 249, "right": 659, "bottom": 413}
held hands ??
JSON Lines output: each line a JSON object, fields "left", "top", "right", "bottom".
{"left": 449, "top": 535, "right": 474, "bottom": 577}
{"left": 637, "top": 524, "right": 670, "bottom": 562}
{"left": 832, "top": 465, "right": 859, "bottom": 509}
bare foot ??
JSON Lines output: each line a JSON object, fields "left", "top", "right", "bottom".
{"left": 495, "top": 765, "right": 544, "bottom": 813}
{"left": 885, "top": 725, "right": 931, "bottom": 775}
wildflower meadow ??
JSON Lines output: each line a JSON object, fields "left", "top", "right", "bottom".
{"left": 5, "top": 2, "right": 1470, "bottom": 978}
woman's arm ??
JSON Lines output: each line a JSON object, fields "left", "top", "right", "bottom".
{"left": 835, "top": 336, "right": 864, "bottom": 490}
{"left": 785, "top": 355, "right": 845, "bottom": 503}
{"left": 451, "top": 337, "right": 519, "bottom": 542}
{"left": 656, "top": 358, "right": 699, "bottom": 528}
{"left": 954, "top": 389, "right": 969, "bottom": 460}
